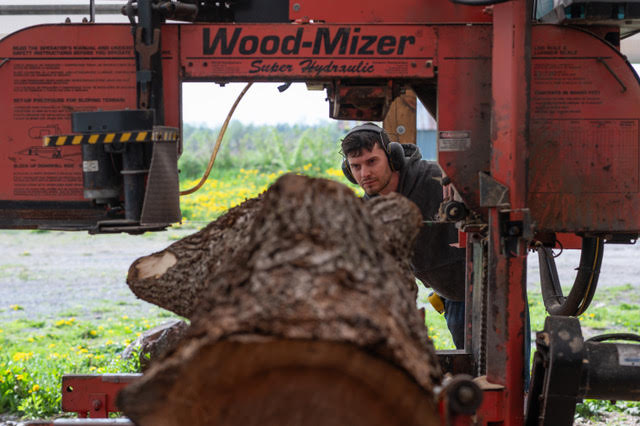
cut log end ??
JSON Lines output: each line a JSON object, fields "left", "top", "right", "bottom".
{"left": 118, "top": 337, "right": 440, "bottom": 426}
{"left": 134, "top": 251, "right": 177, "bottom": 280}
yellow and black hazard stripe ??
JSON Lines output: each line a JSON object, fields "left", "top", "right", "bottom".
{"left": 43, "top": 126, "right": 179, "bottom": 147}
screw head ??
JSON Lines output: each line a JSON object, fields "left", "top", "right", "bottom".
{"left": 293, "top": 3, "right": 301, "bottom": 12}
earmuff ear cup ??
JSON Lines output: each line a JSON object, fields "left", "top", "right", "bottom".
{"left": 342, "top": 159, "right": 357, "bottom": 184}
{"left": 387, "top": 142, "right": 405, "bottom": 172}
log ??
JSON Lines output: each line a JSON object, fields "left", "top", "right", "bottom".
{"left": 126, "top": 195, "right": 263, "bottom": 319}
{"left": 120, "top": 174, "right": 442, "bottom": 426}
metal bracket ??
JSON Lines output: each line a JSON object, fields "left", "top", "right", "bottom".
{"left": 499, "top": 208, "right": 532, "bottom": 257}
{"left": 135, "top": 26, "right": 161, "bottom": 109}
{"left": 525, "top": 316, "right": 584, "bottom": 426}
{"left": 479, "top": 172, "right": 509, "bottom": 208}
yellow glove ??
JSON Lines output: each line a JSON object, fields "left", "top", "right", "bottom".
{"left": 428, "top": 292, "right": 445, "bottom": 314}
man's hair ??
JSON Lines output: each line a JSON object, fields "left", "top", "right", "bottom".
{"left": 341, "top": 128, "right": 391, "bottom": 158}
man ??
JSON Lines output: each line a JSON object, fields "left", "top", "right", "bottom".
{"left": 340, "top": 122, "right": 466, "bottom": 349}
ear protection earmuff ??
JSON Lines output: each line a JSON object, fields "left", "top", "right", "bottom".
{"left": 341, "top": 123, "right": 404, "bottom": 185}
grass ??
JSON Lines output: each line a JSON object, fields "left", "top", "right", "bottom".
{"left": 0, "top": 307, "right": 180, "bottom": 419}
{"left": 178, "top": 165, "right": 360, "bottom": 224}
{"left": 1, "top": 165, "right": 639, "bottom": 421}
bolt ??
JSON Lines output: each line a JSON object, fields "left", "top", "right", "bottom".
{"left": 93, "top": 400, "right": 102, "bottom": 411}
{"left": 425, "top": 60, "right": 432, "bottom": 68}
{"left": 457, "top": 386, "right": 476, "bottom": 405}
{"left": 292, "top": 3, "right": 301, "bottom": 12}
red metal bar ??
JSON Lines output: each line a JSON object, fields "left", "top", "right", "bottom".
{"left": 484, "top": 0, "right": 531, "bottom": 425}
{"left": 61, "top": 374, "right": 141, "bottom": 418}
{"left": 476, "top": 386, "right": 506, "bottom": 424}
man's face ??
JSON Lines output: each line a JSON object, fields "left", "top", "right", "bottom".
{"left": 347, "top": 143, "right": 395, "bottom": 196}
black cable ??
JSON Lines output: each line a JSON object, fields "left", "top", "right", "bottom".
{"left": 586, "top": 333, "right": 640, "bottom": 343}
{"left": 537, "top": 236, "right": 604, "bottom": 316}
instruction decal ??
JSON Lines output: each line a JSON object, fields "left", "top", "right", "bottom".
{"left": 0, "top": 25, "right": 137, "bottom": 201}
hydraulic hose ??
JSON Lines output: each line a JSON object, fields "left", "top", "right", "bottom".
{"left": 537, "top": 236, "right": 604, "bottom": 316}
{"left": 179, "top": 82, "right": 253, "bottom": 196}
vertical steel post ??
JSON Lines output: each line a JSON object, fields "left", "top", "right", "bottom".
{"left": 486, "top": 0, "right": 531, "bottom": 424}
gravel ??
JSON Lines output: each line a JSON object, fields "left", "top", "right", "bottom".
{"left": 0, "top": 229, "right": 195, "bottom": 322}
{"left": 1, "top": 230, "right": 638, "bottom": 322}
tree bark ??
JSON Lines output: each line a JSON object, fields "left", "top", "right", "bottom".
{"left": 120, "top": 174, "right": 442, "bottom": 425}
{"left": 126, "top": 195, "right": 262, "bottom": 319}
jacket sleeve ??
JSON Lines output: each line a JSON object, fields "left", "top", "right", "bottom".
{"left": 405, "top": 163, "right": 466, "bottom": 301}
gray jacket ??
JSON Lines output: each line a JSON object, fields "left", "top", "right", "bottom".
{"left": 368, "top": 144, "right": 466, "bottom": 301}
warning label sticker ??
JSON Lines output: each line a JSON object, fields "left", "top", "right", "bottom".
{"left": 618, "top": 344, "right": 640, "bottom": 367}
{"left": 0, "top": 25, "right": 136, "bottom": 201}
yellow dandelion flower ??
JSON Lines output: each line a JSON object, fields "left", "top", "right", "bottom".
{"left": 12, "top": 352, "right": 34, "bottom": 362}
{"left": 324, "top": 168, "right": 343, "bottom": 177}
